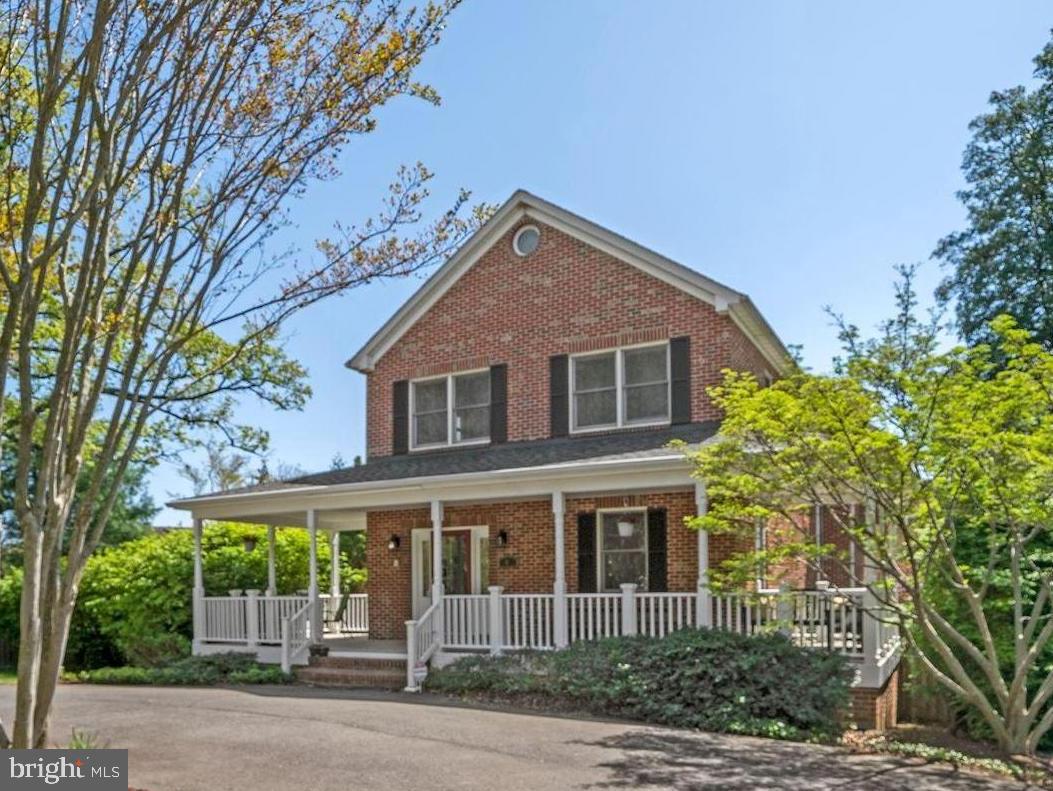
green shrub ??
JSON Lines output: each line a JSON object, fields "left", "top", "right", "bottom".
{"left": 77, "top": 652, "right": 290, "bottom": 686}
{"left": 428, "top": 628, "right": 854, "bottom": 739}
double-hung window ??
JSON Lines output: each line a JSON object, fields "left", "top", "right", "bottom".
{"left": 571, "top": 343, "right": 670, "bottom": 432}
{"left": 411, "top": 370, "right": 490, "bottom": 449}
{"left": 598, "top": 509, "right": 648, "bottom": 591}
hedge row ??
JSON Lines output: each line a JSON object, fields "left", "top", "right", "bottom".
{"left": 76, "top": 652, "right": 289, "bottom": 686}
{"left": 427, "top": 627, "right": 854, "bottom": 740}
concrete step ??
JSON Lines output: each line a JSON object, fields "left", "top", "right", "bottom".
{"left": 295, "top": 665, "right": 405, "bottom": 690}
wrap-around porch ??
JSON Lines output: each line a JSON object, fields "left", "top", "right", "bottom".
{"left": 188, "top": 479, "right": 900, "bottom": 693}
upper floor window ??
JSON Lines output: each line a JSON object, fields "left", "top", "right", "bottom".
{"left": 412, "top": 370, "right": 490, "bottom": 449}
{"left": 571, "top": 343, "right": 669, "bottom": 432}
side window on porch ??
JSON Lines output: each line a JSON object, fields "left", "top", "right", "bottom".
{"left": 598, "top": 510, "right": 648, "bottom": 591}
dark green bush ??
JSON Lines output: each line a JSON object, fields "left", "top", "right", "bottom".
{"left": 428, "top": 628, "right": 854, "bottom": 739}
{"left": 77, "top": 652, "right": 289, "bottom": 686}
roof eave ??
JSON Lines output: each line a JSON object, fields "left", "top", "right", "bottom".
{"left": 166, "top": 450, "right": 695, "bottom": 511}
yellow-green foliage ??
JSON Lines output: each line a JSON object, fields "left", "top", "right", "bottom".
{"left": 0, "top": 522, "right": 365, "bottom": 669}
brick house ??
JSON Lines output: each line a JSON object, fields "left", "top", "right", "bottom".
{"left": 171, "top": 191, "right": 901, "bottom": 727}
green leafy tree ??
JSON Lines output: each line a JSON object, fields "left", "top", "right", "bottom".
{"left": 0, "top": 400, "right": 158, "bottom": 553}
{"left": 0, "top": 0, "right": 486, "bottom": 748}
{"left": 936, "top": 32, "right": 1053, "bottom": 348}
{"left": 0, "top": 523, "right": 346, "bottom": 670}
{"left": 690, "top": 271, "right": 1053, "bottom": 755}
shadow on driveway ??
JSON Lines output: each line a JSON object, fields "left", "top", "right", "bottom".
{"left": 576, "top": 729, "right": 1032, "bottom": 790}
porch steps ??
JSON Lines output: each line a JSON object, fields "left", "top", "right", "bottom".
{"left": 295, "top": 655, "right": 405, "bottom": 690}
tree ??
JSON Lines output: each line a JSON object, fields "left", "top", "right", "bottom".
{"left": 178, "top": 440, "right": 256, "bottom": 496}
{"left": 1, "top": 405, "right": 159, "bottom": 550}
{"left": 690, "top": 270, "right": 1053, "bottom": 756}
{"left": 0, "top": 0, "right": 484, "bottom": 747}
{"left": 936, "top": 31, "right": 1053, "bottom": 349}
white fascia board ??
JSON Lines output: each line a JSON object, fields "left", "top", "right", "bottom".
{"left": 726, "top": 300, "right": 796, "bottom": 377}
{"left": 170, "top": 454, "right": 696, "bottom": 521}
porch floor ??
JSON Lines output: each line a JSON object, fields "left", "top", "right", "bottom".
{"left": 321, "top": 635, "right": 407, "bottom": 659}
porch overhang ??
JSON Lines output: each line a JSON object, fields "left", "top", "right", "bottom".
{"left": 167, "top": 453, "right": 698, "bottom": 524}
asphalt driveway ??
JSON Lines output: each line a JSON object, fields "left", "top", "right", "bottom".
{"left": 0, "top": 685, "right": 1034, "bottom": 790}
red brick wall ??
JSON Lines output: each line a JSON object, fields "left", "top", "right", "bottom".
{"left": 365, "top": 220, "right": 774, "bottom": 458}
{"left": 850, "top": 667, "right": 899, "bottom": 731}
{"left": 364, "top": 489, "right": 734, "bottom": 640}
{"left": 762, "top": 507, "right": 863, "bottom": 590}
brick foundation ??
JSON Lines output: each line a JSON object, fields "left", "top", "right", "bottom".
{"left": 850, "top": 666, "right": 899, "bottom": 731}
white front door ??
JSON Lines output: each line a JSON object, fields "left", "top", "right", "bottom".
{"left": 411, "top": 526, "right": 490, "bottom": 617}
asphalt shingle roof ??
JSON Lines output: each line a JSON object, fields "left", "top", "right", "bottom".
{"left": 286, "top": 421, "right": 718, "bottom": 488}
{"left": 181, "top": 422, "right": 718, "bottom": 502}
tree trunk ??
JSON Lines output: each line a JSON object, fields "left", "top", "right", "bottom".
{"left": 31, "top": 593, "right": 77, "bottom": 747}
{"left": 13, "top": 524, "right": 44, "bottom": 748}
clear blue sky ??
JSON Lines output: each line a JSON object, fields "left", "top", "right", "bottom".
{"left": 154, "top": 1, "right": 1052, "bottom": 524}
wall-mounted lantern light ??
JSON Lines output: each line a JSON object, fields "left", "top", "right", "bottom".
{"left": 388, "top": 534, "right": 401, "bottom": 551}
{"left": 243, "top": 536, "right": 257, "bottom": 553}
{"left": 497, "top": 529, "right": 509, "bottom": 547}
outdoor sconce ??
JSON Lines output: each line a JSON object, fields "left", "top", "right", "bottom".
{"left": 388, "top": 534, "right": 401, "bottom": 551}
{"left": 242, "top": 536, "right": 257, "bottom": 553}
{"left": 496, "top": 529, "right": 509, "bottom": 547}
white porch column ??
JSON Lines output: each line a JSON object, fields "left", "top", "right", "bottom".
{"left": 266, "top": 525, "right": 277, "bottom": 596}
{"left": 192, "top": 517, "right": 205, "bottom": 651}
{"left": 330, "top": 531, "right": 341, "bottom": 597}
{"left": 488, "top": 585, "right": 504, "bottom": 655}
{"left": 695, "top": 482, "right": 712, "bottom": 627}
{"left": 307, "top": 510, "right": 321, "bottom": 642}
{"left": 552, "top": 491, "right": 568, "bottom": 648}
{"left": 620, "top": 583, "right": 638, "bottom": 636}
{"left": 430, "top": 500, "right": 444, "bottom": 646}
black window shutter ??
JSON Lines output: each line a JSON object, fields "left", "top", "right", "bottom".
{"left": 577, "top": 512, "right": 597, "bottom": 593}
{"left": 550, "top": 354, "right": 569, "bottom": 437}
{"left": 489, "top": 364, "right": 508, "bottom": 444}
{"left": 647, "top": 508, "right": 668, "bottom": 592}
{"left": 392, "top": 379, "right": 409, "bottom": 455}
{"left": 670, "top": 336, "right": 692, "bottom": 424}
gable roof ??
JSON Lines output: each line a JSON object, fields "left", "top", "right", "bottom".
{"left": 347, "top": 190, "right": 794, "bottom": 376}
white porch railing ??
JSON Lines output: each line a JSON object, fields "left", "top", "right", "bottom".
{"left": 740, "top": 588, "right": 867, "bottom": 657}
{"left": 259, "top": 595, "right": 310, "bottom": 643}
{"left": 503, "top": 594, "right": 555, "bottom": 649}
{"left": 636, "top": 592, "right": 696, "bottom": 637}
{"left": 201, "top": 596, "right": 249, "bottom": 642}
{"left": 567, "top": 593, "right": 622, "bottom": 641}
{"left": 432, "top": 587, "right": 889, "bottom": 663}
{"left": 321, "top": 593, "right": 369, "bottom": 634}
{"left": 280, "top": 600, "right": 313, "bottom": 673}
{"left": 197, "top": 592, "right": 369, "bottom": 648}
{"left": 444, "top": 594, "right": 490, "bottom": 649}
{"left": 405, "top": 600, "right": 441, "bottom": 691}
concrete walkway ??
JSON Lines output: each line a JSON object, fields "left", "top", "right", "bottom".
{"left": 0, "top": 685, "right": 1035, "bottom": 790}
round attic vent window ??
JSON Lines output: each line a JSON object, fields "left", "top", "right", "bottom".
{"left": 513, "top": 225, "right": 540, "bottom": 257}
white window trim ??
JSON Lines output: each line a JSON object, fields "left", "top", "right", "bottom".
{"left": 409, "top": 368, "right": 491, "bottom": 451}
{"left": 596, "top": 507, "right": 649, "bottom": 592}
{"left": 569, "top": 341, "right": 671, "bottom": 434}
{"left": 512, "top": 224, "right": 540, "bottom": 257}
